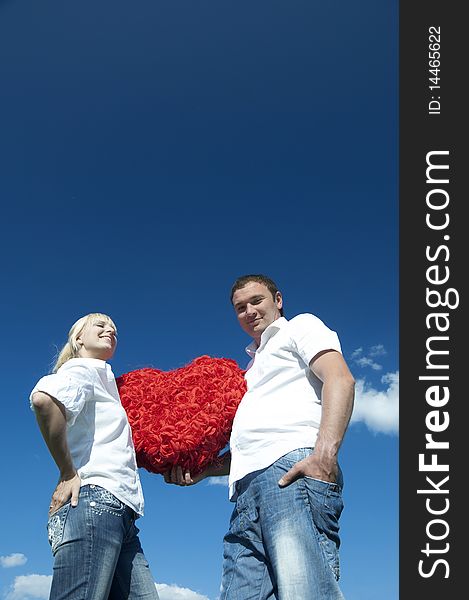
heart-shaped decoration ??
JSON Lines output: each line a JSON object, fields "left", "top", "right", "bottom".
{"left": 116, "top": 355, "right": 246, "bottom": 476}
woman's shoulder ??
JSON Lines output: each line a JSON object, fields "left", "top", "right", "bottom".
{"left": 30, "top": 360, "right": 96, "bottom": 404}
{"left": 60, "top": 357, "right": 107, "bottom": 370}
{"left": 56, "top": 358, "right": 105, "bottom": 383}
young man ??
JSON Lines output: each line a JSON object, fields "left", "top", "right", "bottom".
{"left": 166, "top": 274, "right": 355, "bottom": 600}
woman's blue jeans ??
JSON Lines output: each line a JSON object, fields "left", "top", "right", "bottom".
{"left": 220, "top": 448, "right": 345, "bottom": 600}
{"left": 47, "top": 484, "right": 159, "bottom": 600}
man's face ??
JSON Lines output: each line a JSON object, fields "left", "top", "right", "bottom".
{"left": 232, "top": 281, "right": 283, "bottom": 343}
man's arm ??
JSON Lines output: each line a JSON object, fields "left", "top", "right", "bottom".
{"left": 31, "top": 391, "right": 81, "bottom": 513}
{"left": 278, "top": 350, "right": 355, "bottom": 487}
{"left": 164, "top": 450, "right": 231, "bottom": 486}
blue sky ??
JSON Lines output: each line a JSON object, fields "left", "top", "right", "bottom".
{"left": 0, "top": 1, "right": 398, "bottom": 599}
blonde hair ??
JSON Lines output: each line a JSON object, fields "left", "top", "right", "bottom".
{"left": 52, "top": 313, "right": 117, "bottom": 373}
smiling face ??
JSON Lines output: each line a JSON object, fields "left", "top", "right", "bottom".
{"left": 232, "top": 281, "right": 283, "bottom": 344}
{"left": 76, "top": 316, "right": 118, "bottom": 361}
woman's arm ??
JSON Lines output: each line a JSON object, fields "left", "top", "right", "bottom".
{"left": 32, "top": 391, "right": 81, "bottom": 514}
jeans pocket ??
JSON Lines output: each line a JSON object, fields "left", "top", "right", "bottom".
{"left": 304, "top": 477, "right": 343, "bottom": 528}
{"left": 302, "top": 477, "right": 343, "bottom": 580}
{"left": 89, "top": 485, "right": 125, "bottom": 515}
{"left": 303, "top": 476, "right": 343, "bottom": 509}
{"left": 230, "top": 494, "right": 261, "bottom": 543}
{"left": 47, "top": 503, "right": 71, "bottom": 555}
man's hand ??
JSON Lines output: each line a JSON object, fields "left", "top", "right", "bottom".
{"left": 278, "top": 451, "right": 338, "bottom": 488}
{"left": 163, "top": 452, "right": 231, "bottom": 487}
{"left": 49, "top": 472, "right": 81, "bottom": 516}
{"left": 163, "top": 465, "right": 207, "bottom": 487}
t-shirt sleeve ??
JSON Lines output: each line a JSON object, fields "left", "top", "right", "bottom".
{"left": 29, "top": 366, "right": 94, "bottom": 426}
{"left": 289, "top": 313, "right": 342, "bottom": 367}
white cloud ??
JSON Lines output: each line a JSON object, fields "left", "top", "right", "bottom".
{"left": 0, "top": 554, "right": 27, "bottom": 568}
{"left": 5, "top": 575, "right": 51, "bottom": 600}
{"left": 156, "top": 583, "right": 209, "bottom": 600}
{"left": 351, "top": 346, "right": 387, "bottom": 371}
{"left": 3, "top": 575, "right": 208, "bottom": 600}
{"left": 350, "top": 371, "right": 399, "bottom": 435}
{"left": 369, "top": 344, "right": 386, "bottom": 357}
{"left": 355, "top": 356, "right": 382, "bottom": 371}
{"left": 206, "top": 476, "right": 229, "bottom": 487}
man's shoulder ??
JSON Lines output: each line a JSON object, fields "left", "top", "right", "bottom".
{"left": 285, "top": 313, "right": 337, "bottom": 339}
{"left": 287, "top": 313, "right": 325, "bottom": 329}
{"left": 280, "top": 313, "right": 342, "bottom": 363}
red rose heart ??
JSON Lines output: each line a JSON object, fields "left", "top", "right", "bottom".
{"left": 116, "top": 355, "right": 246, "bottom": 477}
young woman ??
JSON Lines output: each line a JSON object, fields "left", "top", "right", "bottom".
{"left": 30, "top": 313, "right": 159, "bottom": 600}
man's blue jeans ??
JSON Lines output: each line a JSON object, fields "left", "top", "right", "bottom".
{"left": 220, "top": 448, "right": 345, "bottom": 600}
{"left": 47, "top": 484, "right": 159, "bottom": 600}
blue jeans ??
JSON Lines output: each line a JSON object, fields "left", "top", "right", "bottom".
{"left": 47, "top": 485, "right": 159, "bottom": 600}
{"left": 220, "top": 448, "right": 345, "bottom": 600}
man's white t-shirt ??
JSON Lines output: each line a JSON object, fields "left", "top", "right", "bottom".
{"left": 30, "top": 357, "right": 145, "bottom": 516}
{"left": 228, "top": 314, "right": 342, "bottom": 500}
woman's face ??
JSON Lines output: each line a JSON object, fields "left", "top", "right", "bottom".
{"left": 76, "top": 318, "right": 117, "bottom": 361}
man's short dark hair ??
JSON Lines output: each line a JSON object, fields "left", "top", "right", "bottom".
{"left": 230, "top": 274, "right": 284, "bottom": 317}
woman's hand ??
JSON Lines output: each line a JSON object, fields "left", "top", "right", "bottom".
{"left": 49, "top": 471, "right": 81, "bottom": 516}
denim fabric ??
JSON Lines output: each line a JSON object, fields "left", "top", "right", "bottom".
{"left": 220, "top": 448, "right": 345, "bottom": 600}
{"left": 47, "top": 485, "right": 159, "bottom": 600}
